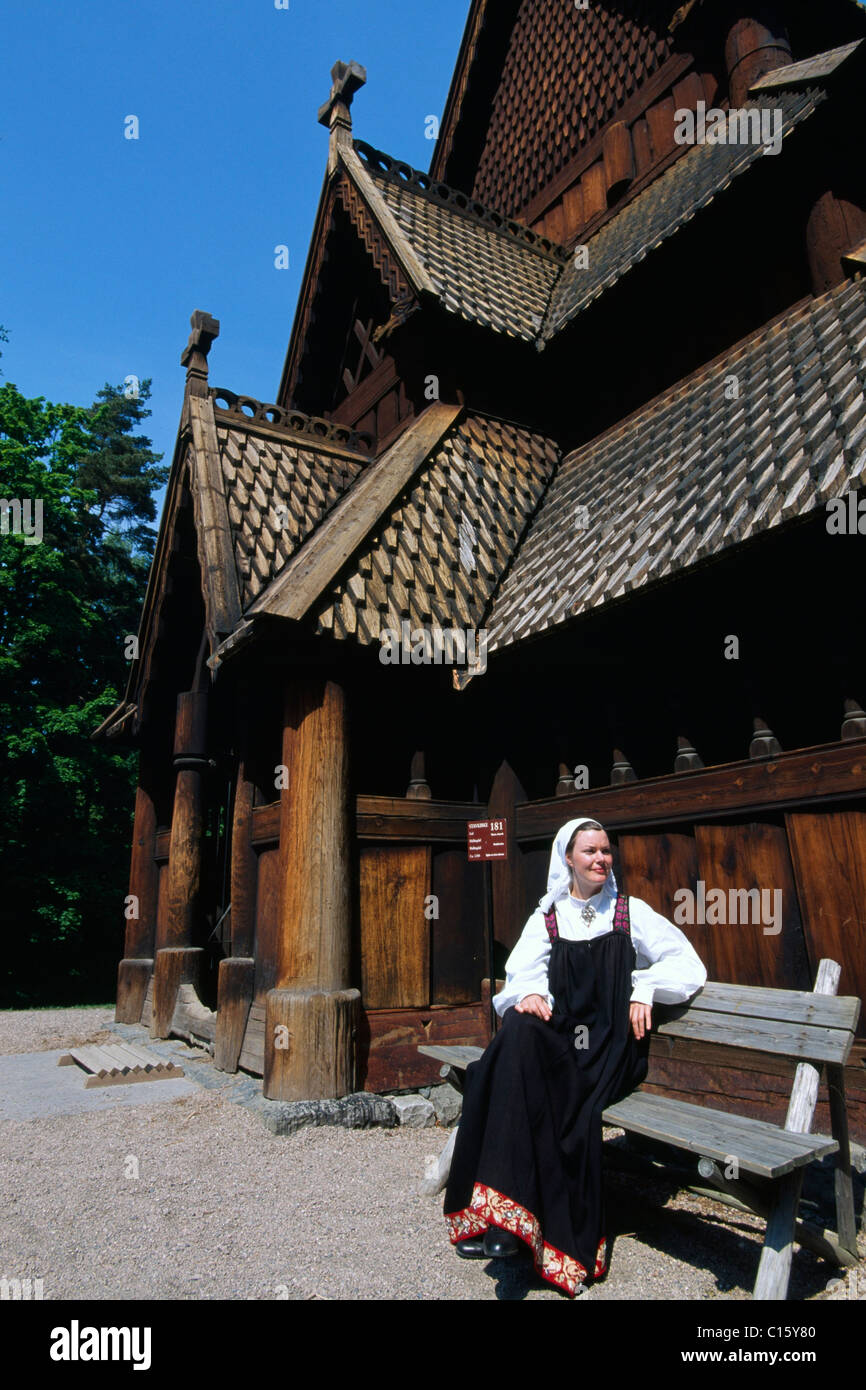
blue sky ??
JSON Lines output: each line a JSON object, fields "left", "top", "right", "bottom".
{"left": 2, "top": 0, "right": 471, "bottom": 480}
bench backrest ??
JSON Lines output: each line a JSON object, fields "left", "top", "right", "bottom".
{"left": 655, "top": 981, "right": 860, "bottom": 1065}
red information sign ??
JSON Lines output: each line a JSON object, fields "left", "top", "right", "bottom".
{"left": 467, "top": 818, "right": 508, "bottom": 861}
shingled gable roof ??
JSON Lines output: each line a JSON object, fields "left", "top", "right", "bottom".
{"left": 310, "top": 411, "right": 561, "bottom": 653}
{"left": 485, "top": 276, "right": 866, "bottom": 653}
{"left": 324, "top": 61, "right": 848, "bottom": 360}
{"left": 245, "top": 402, "right": 561, "bottom": 666}
{"left": 277, "top": 136, "right": 570, "bottom": 408}
{"left": 348, "top": 142, "right": 569, "bottom": 341}
{"left": 95, "top": 382, "right": 374, "bottom": 737}
{"left": 540, "top": 83, "right": 826, "bottom": 344}
{"left": 279, "top": 36, "right": 860, "bottom": 411}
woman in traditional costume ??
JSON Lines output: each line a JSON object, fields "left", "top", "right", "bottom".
{"left": 444, "top": 817, "right": 706, "bottom": 1297}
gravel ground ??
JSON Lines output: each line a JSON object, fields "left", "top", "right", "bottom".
{"left": 1, "top": 1006, "right": 861, "bottom": 1302}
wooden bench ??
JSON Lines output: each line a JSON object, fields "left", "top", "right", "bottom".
{"left": 420, "top": 958, "right": 861, "bottom": 1300}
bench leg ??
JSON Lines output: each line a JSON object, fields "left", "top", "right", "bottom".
{"left": 753, "top": 1171, "right": 804, "bottom": 1300}
{"left": 826, "top": 1064, "right": 858, "bottom": 1258}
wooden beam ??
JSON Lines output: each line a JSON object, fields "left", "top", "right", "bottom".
{"left": 516, "top": 739, "right": 866, "bottom": 840}
{"left": 339, "top": 145, "right": 439, "bottom": 298}
{"left": 187, "top": 394, "right": 243, "bottom": 639}
{"left": 249, "top": 401, "right": 461, "bottom": 622}
{"left": 250, "top": 794, "right": 482, "bottom": 847}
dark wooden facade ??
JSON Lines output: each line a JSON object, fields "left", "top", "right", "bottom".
{"left": 99, "top": 1, "right": 866, "bottom": 1138}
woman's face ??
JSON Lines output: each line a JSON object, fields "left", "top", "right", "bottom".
{"left": 566, "top": 829, "right": 613, "bottom": 898}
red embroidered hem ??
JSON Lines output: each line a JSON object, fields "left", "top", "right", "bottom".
{"left": 445, "top": 1182, "right": 607, "bottom": 1297}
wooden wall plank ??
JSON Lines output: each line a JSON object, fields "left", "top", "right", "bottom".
{"left": 357, "top": 1002, "right": 489, "bottom": 1092}
{"left": 786, "top": 808, "right": 866, "bottom": 1034}
{"left": 360, "top": 846, "right": 430, "bottom": 1009}
{"left": 693, "top": 822, "right": 811, "bottom": 991}
{"left": 430, "top": 849, "right": 485, "bottom": 1005}
{"left": 253, "top": 848, "right": 281, "bottom": 1003}
{"left": 617, "top": 829, "right": 709, "bottom": 971}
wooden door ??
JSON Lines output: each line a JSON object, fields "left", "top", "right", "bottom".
{"left": 360, "top": 845, "right": 431, "bottom": 1008}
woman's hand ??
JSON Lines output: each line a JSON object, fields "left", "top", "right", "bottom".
{"left": 515, "top": 993, "right": 551, "bottom": 1021}
{"left": 629, "top": 1002, "right": 652, "bottom": 1040}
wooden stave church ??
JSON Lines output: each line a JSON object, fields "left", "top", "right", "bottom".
{"left": 96, "top": 0, "right": 866, "bottom": 1141}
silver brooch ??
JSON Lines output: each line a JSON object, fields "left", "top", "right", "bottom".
{"left": 580, "top": 903, "right": 596, "bottom": 925}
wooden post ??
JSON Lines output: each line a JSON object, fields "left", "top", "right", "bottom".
{"left": 555, "top": 762, "right": 573, "bottom": 797}
{"left": 724, "top": 12, "right": 791, "bottom": 107}
{"left": 602, "top": 122, "right": 634, "bottom": 206}
{"left": 489, "top": 761, "right": 528, "bottom": 955}
{"left": 611, "top": 748, "right": 637, "bottom": 785}
{"left": 674, "top": 735, "right": 704, "bottom": 773}
{"left": 806, "top": 191, "right": 866, "bottom": 296}
{"left": 749, "top": 716, "right": 781, "bottom": 760}
{"left": 405, "top": 750, "right": 432, "bottom": 800}
{"left": 116, "top": 746, "right": 159, "bottom": 1023}
{"left": 214, "top": 707, "right": 258, "bottom": 1072}
{"left": 841, "top": 698, "right": 866, "bottom": 741}
{"left": 263, "top": 675, "right": 359, "bottom": 1100}
{"left": 151, "top": 690, "right": 208, "bottom": 1038}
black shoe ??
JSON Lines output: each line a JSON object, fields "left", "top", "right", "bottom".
{"left": 483, "top": 1226, "right": 521, "bottom": 1258}
{"left": 455, "top": 1236, "right": 487, "bottom": 1259}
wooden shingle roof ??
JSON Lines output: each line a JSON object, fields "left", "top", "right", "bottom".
{"left": 540, "top": 85, "right": 826, "bottom": 343}
{"left": 485, "top": 278, "right": 866, "bottom": 651}
{"left": 433, "top": 0, "right": 674, "bottom": 218}
{"left": 312, "top": 413, "right": 560, "bottom": 647}
{"left": 214, "top": 401, "right": 369, "bottom": 611}
{"left": 350, "top": 142, "right": 568, "bottom": 342}
{"left": 344, "top": 80, "right": 827, "bottom": 353}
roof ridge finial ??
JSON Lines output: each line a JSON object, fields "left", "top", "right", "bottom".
{"left": 318, "top": 59, "right": 367, "bottom": 174}
{"left": 181, "top": 310, "right": 220, "bottom": 398}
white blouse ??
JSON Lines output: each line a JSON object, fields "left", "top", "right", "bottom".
{"left": 493, "top": 890, "right": 707, "bottom": 1017}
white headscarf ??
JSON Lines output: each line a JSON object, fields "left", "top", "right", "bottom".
{"left": 539, "top": 817, "right": 619, "bottom": 913}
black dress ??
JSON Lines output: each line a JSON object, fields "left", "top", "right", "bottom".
{"left": 444, "top": 895, "right": 649, "bottom": 1296}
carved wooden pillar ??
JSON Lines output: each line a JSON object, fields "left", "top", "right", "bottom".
{"left": 263, "top": 675, "right": 359, "bottom": 1100}
{"left": 116, "top": 745, "right": 159, "bottom": 1023}
{"left": 724, "top": 10, "right": 791, "bottom": 107}
{"left": 151, "top": 690, "right": 208, "bottom": 1037}
{"left": 214, "top": 703, "right": 257, "bottom": 1073}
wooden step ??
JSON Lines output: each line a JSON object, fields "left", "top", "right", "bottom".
{"left": 58, "top": 1041, "right": 185, "bottom": 1088}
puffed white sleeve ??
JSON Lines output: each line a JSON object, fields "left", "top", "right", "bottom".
{"left": 492, "top": 909, "right": 553, "bottom": 1017}
{"left": 628, "top": 898, "right": 707, "bottom": 1006}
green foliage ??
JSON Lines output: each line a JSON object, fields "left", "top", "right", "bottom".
{"left": 0, "top": 374, "right": 167, "bottom": 1005}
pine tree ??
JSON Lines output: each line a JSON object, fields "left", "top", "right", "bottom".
{"left": 0, "top": 376, "right": 167, "bottom": 1005}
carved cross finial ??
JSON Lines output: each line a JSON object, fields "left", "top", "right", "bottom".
{"left": 318, "top": 60, "right": 366, "bottom": 172}
{"left": 318, "top": 60, "right": 367, "bottom": 129}
{"left": 181, "top": 310, "right": 220, "bottom": 397}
